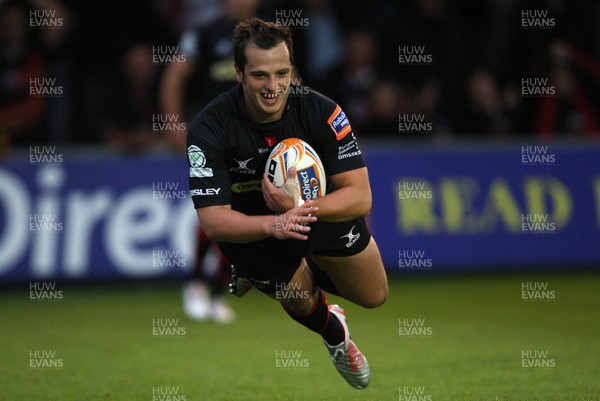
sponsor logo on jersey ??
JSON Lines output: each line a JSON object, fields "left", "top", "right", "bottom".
{"left": 231, "top": 180, "right": 262, "bottom": 193}
{"left": 258, "top": 147, "right": 270, "bottom": 154}
{"left": 340, "top": 225, "right": 361, "bottom": 248}
{"left": 297, "top": 167, "right": 320, "bottom": 201}
{"left": 338, "top": 151, "right": 362, "bottom": 159}
{"left": 337, "top": 133, "right": 362, "bottom": 159}
{"left": 189, "top": 167, "right": 213, "bottom": 178}
{"left": 327, "top": 105, "right": 352, "bottom": 141}
{"left": 230, "top": 157, "right": 257, "bottom": 175}
{"left": 190, "top": 188, "right": 221, "bottom": 196}
{"left": 187, "top": 145, "right": 207, "bottom": 168}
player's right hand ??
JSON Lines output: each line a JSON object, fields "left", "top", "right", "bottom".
{"left": 272, "top": 201, "right": 318, "bottom": 241}
{"left": 262, "top": 166, "right": 298, "bottom": 214}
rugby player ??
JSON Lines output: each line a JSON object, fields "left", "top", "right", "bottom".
{"left": 186, "top": 18, "right": 388, "bottom": 389}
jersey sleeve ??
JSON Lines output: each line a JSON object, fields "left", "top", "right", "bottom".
{"left": 187, "top": 117, "right": 231, "bottom": 208}
{"left": 314, "top": 99, "right": 366, "bottom": 176}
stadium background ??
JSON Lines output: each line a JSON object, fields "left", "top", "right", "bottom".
{"left": 1, "top": 0, "right": 599, "bottom": 400}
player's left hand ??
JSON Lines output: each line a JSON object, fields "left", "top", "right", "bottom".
{"left": 262, "top": 166, "right": 298, "bottom": 213}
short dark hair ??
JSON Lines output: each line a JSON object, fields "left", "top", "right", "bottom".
{"left": 233, "top": 18, "right": 294, "bottom": 72}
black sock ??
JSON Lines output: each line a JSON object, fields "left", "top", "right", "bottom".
{"left": 306, "top": 258, "right": 341, "bottom": 296}
{"left": 282, "top": 289, "right": 345, "bottom": 345}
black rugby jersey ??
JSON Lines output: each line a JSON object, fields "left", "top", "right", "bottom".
{"left": 187, "top": 84, "right": 365, "bottom": 215}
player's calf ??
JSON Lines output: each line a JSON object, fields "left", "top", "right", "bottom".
{"left": 281, "top": 289, "right": 345, "bottom": 345}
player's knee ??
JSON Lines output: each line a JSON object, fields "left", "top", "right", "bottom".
{"left": 361, "top": 283, "right": 388, "bottom": 309}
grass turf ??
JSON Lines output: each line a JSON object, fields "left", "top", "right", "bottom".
{"left": 1, "top": 272, "right": 599, "bottom": 401}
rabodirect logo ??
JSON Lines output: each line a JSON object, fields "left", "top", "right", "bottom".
{"left": 297, "top": 167, "right": 320, "bottom": 201}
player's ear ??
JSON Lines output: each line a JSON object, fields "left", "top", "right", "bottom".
{"left": 234, "top": 63, "right": 243, "bottom": 83}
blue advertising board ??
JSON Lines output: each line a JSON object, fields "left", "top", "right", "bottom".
{"left": 0, "top": 143, "right": 599, "bottom": 283}
{"left": 0, "top": 153, "right": 196, "bottom": 282}
{"left": 364, "top": 143, "right": 600, "bottom": 271}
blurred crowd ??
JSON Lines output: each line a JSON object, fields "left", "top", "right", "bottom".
{"left": 1, "top": 0, "right": 600, "bottom": 154}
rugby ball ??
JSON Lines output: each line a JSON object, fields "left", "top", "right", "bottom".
{"left": 265, "top": 138, "right": 326, "bottom": 203}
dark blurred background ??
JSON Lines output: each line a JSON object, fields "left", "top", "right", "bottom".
{"left": 2, "top": 0, "right": 600, "bottom": 154}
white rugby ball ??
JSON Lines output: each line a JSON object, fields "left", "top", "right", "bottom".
{"left": 265, "top": 138, "right": 326, "bottom": 202}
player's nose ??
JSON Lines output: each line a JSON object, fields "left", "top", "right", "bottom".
{"left": 265, "top": 75, "right": 277, "bottom": 92}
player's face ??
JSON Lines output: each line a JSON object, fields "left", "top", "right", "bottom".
{"left": 236, "top": 42, "right": 292, "bottom": 123}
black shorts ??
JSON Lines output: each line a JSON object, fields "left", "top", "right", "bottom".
{"left": 217, "top": 218, "right": 371, "bottom": 293}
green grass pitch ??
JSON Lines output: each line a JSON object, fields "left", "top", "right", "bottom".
{"left": 1, "top": 272, "right": 599, "bottom": 401}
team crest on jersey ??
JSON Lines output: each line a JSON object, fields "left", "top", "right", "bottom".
{"left": 188, "top": 145, "right": 206, "bottom": 167}
{"left": 264, "top": 136, "right": 277, "bottom": 147}
{"left": 188, "top": 145, "right": 213, "bottom": 177}
{"left": 327, "top": 105, "right": 352, "bottom": 141}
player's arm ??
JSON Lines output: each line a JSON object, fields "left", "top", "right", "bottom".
{"left": 311, "top": 167, "right": 371, "bottom": 222}
{"left": 197, "top": 203, "right": 317, "bottom": 243}
{"left": 310, "top": 101, "right": 372, "bottom": 222}
{"left": 160, "top": 29, "right": 200, "bottom": 153}
{"left": 262, "top": 99, "right": 371, "bottom": 221}
{"left": 261, "top": 166, "right": 371, "bottom": 222}
{"left": 159, "top": 61, "right": 195, "bottom": 152}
